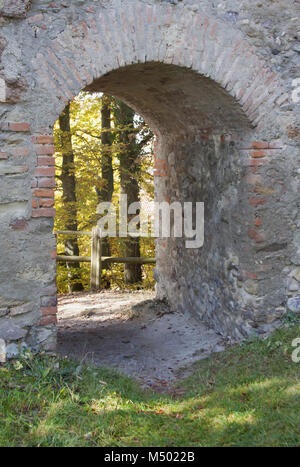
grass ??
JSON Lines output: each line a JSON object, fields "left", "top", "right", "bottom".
{"left": 1, "top": 323, "right": 300, "bottom": 447}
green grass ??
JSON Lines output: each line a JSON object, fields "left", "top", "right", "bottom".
{"left": 1, "top": 324, "right": 300, "bottom": 447}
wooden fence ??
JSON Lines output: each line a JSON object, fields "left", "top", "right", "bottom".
{"left": 54, "top": 228, "right": 156, "bottom": 290}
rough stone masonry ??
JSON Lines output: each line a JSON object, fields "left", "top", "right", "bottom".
{"left": 0, "top": 0, "right": 299, "bottom": 358}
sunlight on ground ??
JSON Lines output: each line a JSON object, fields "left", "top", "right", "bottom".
{"left": 1, "top": 324, "right": 300, "bottom": 447}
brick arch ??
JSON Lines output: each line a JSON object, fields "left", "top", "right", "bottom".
{"left": 31, "top": 1, "right": 282, "bottom": 133}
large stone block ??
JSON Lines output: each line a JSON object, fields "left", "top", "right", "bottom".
{"left": 0, "top": 319, "right": 26, "bottom": 341}
{"left": 0, "top": 0, "right": 31, "bottom": 18}
{"left": 287, "top": 295, "right": 300, "bottom": 313}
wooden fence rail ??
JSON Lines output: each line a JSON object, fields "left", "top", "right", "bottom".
{"left": 54, "top": 229, "right": 156, "bottom": 290}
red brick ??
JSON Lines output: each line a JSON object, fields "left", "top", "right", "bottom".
{"left": 249, "top": 197, "right": 267, "bottom": 207}
{"left": 38, "top": 178, "right": 56, "bottom": 188}
{"left": 34, "top": 167, "right": 55, "bottom": 177}
{"left": 154, "top": 169, "right": 170, "bottom": 177}
{"left": 32, "top": 199, "right": 39, "bottom": 209}
{"left": 50, "top": 249, "right": 57, "bottom": 259}
{"left": 35, "top": 145, "right": 55, "bottom": 155}
{"left": 11, "top": 147, "right": 30, "bottom": 157}
{"left": 251, "top": 142, "right": 269, "bottom": 149}
{"left": 2, "top": 122, "right": 30, "bottom": 132}
{"left": 41, "top": 306, "right": 57, "bottom": 316}
{"left": 254, "top": 219, "right": 263, "bottom": 227}
{"left": 13, "top": 123, "right": 31, "bottom": 132}
{"left": 31, "top": 179, "right": 38, "bottom": 188}
{"left": 250, "top": 150, "right": 267, "bottom": 158}
{"left": 33, "top": 136, "right": 54, "bottom": 145}
{"left": 248, "top": 229, "right": 265, "bottom": 243}
{"left": 37, "top": 156, "right": 55, "bottom": 166}
{"left": 32, "top": 208, "right": 56, "bottom": 218}
{"left": 250, "top": 158, "right": 267, "bottom": 167}
{"left": 39, "top": 315, "right": 57, "bottom": 326}
{"left": 39, "top": 198, "right": 54, "bottom": 208}
{"left": 9, "top": 218, "right": 28, "bottom": 231}
{"left": 154, "top": 158, "right": 168, "bottom": 170}
{"left": 34, "top": 189, "right": 54, "bottom": 198}
{"left": 244, "top": 271, "right": 259, "bottom": 280}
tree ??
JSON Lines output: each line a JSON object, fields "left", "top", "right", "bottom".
{"left": 113, "top": 100, "right": 144, "bottom": 284}
{"left": 96, "top": 94, "right": 114, "bottom": 260}
{"left": 54, "top": 92, "right": 155, "bottom": 293}
{"left": 58, "top": 103, "right": 84, "bottom": 292}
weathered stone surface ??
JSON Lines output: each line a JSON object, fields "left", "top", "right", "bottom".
{"left": 0, "top": 0, "right": 31, "bottom": 18}
{"left": 287, "top": 295, "right": 300, "bottom": 313}
{"left": 0, "top": 308, "right": 9, "bottom": 317}
{"left": 289, "top": 279, "right": 300, "bottom": 292}
{"left": 5, "top": 77, "right": 27, "bottom": 103}
{"left": 34, "top": 327, "right": 54, "bottom": 344}
{"left": 10, "top": 302, "right": 32, "bottom": 316}
{"left": 0, "top": 319, "right": 26, "bottom": 341}
{"left": 0, "top": 296, "right": 23, "bottom": 308}
{"left": 6, "top": 341, "right": 27, "bottom": 358}
{"left": 244, "top": 280, "right": 259, "bottom": 296}
{"left": 292, "top": 268, "right": 300, "bottom": 283}
{"left": 291, "top": 254, "right": 300, "bottom": 266}
{"left": 0, "top": 165, "right": 28, "bottom": 176}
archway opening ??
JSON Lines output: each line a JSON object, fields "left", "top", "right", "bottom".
{"left": 52, "top": 60, "right": 258, "bottom": 378}
{"left": 84, "top": 62, "right": 254, "bottom": 339}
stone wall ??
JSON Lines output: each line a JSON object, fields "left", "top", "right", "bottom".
{"left": 0, "top": 0, "right": 299, "bottom": 357}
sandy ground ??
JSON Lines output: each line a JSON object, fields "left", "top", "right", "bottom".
{"left": 57, "top": 290, "right": 226, "bottom": 390}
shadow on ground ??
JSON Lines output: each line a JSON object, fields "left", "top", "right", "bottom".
{"left": 57, "top": 290, "right": 226, "bottom": 389}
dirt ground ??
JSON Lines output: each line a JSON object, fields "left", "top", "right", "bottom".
{"left": 57, "top": 290, "right": 226, "bottom": 390}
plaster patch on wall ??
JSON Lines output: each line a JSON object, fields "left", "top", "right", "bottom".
{"left": 0, "top": 201, "right": 28, "bottom": 219}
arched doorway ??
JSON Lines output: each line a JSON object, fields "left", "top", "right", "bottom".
{"left": 0, "top": 2, "right": 291, "bottom": 356}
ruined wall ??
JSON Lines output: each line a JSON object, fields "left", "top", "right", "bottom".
{"left": 0, "top": 0, "right": 299, "bottom": 357}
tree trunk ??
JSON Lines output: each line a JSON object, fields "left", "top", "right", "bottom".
{"left": 96, "top": 94, "right": 114, "bottom": 260}
{"left": 59, "top": 103, "right": 84, "bottom": 292}
{"left": 114, "top": 101, "right": 142, "bottom": 284}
